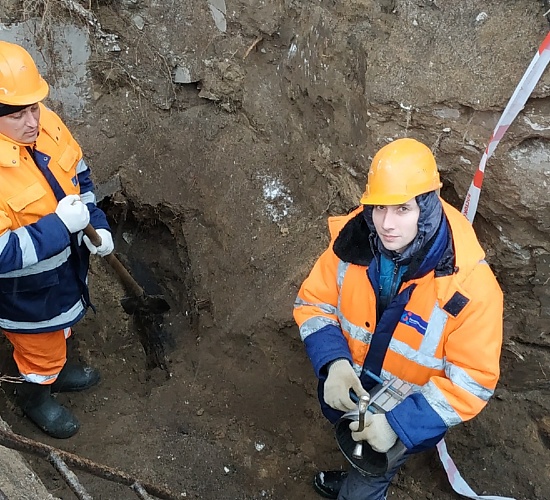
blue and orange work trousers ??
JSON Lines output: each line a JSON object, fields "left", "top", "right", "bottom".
{"left": 3, "top": 328, "right": 71, "bottom": 384}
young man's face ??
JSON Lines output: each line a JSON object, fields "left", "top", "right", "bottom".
{"left": 0, "top": 103, "right": 40, "bottom": 144}
{"left": 372, "top": 198, "right": 420, "bottom": 253}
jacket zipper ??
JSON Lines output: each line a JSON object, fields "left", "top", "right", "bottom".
{"left": 389, "top": 259, "right": 400, "bottom": 303}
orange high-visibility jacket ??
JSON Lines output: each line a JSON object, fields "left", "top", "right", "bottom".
{"left": 294, "top": 200, "right": 503, "bottom": 451}
{"left": 0, "top": 103, "right": 109, "bottom": 333}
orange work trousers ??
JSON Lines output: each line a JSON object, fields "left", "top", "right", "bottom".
{"left": 3, "top": 328, "right": 71, "bottom": 385}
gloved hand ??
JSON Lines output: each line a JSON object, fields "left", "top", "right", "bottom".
{"left": 55, "top": 195, "right": 90, "bottom": 233}
{"left": 83, "top": 228, "right": 114, "bottom": 257}
{"left": 324, "top": 359, "right": 369, "bottom": 412}
{"left": 349, "top": 413, "right": 398, "bottom": 453}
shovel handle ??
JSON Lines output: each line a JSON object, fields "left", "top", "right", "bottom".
{"left": 84, "top": 224, "right": 145, "bottom": 298}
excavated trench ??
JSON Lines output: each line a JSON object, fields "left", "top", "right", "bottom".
{"left": 0, "top": 189, "right": 327, "bottom": 499}
{"left": 99, "top": 197, "right": 196, "bottom": 375}
{"left": 0, "top": 195, "right": 199, "bottom": 497}
{"left": 1, "top": 1, "right": 550, "bottom": 499}
{"left": 0, "top": 173, "right": 546, "bottom": 500}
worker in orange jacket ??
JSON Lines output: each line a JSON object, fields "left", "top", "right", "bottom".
{"left": 0, "top": 41, "right": 114, "bottom": 438}
{"left": 293, "top": 138, "right": 503, "bottom": 499}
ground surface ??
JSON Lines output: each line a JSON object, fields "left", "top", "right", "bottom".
{"left": 0, "top": 0, "right": 550, "bottom": 499}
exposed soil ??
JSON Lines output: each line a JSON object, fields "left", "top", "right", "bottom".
{"left": 1, "top": 1, "right": 550, "bottom": 499}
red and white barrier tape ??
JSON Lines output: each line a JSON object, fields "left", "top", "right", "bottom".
{"left": 441, "top": 30, "right": 550, "bottom": 500}
{"left": 437, "top": 440, "right": 516, "bottom": 500}
{"left": 461, "top": 30, "right": 550, "bottom": 222}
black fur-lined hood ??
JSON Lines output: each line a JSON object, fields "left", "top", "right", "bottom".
{"left": 331, "top": 208, "right": 374, "bottom": 266}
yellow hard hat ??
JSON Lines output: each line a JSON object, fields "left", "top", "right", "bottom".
{"left": 360, "top": 138, "right": 442, "bottom": 205}
{"left": 0, "top": 41, "right": 49, "bottom": 106}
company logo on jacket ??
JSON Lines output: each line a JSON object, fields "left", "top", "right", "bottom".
{"left": 400, "top": 310, "right": 428, "bottom": 335}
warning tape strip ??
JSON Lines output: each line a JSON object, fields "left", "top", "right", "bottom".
{"left": 437, "top": 439, "right": 516, "bottom": 499}
{"left": 461, "top": 30, "right": 550, "bottom": 222}
{"left": 442, "top": 30, "right": 550, "bottom": 500}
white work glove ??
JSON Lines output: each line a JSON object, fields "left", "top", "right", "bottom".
{"left": 83, "top": 228, "right": 114, "bottom": 257}
{"left": 55, "top": 195, "right": 90, "bottom": 234}
{"left": 324, "top": 359, "right": 369, "bottom": 412}
{"left": 349, "top": 413, "right": 398, "bottom": 453}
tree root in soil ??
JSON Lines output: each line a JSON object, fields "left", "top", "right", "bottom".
{"left": 0, "top": 428, "right": 180, "bottom": 500}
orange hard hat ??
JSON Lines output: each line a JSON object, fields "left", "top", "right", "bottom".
{"left": 360, "top": 138, "right": 442, "bottom": 205}
{"left": 0, "top": 41, "right": 49, "bottom": 106}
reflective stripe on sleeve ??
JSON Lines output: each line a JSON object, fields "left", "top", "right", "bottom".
{"left": 13, "top": 227, "right": 38, "bottom": 268}
{"left": 339, "top": 315, "right": 372, "bottom": 344}
{"left": 299, "top": 316, "right": 340, "bottom": 340}
{"left": 75, "top": 158, "right": 88, "bottom": 174}
{"left": 420, "top": 380, "right": 462, "bottom": 427}
{"left": 294, "top": 297, "right": 338, "bottom": 315}
{"left": 0, "top": 247, "right": 71, "bottom": 278}
{"left": 295, "top": 296, "right": 372, "bottom": 345}
{"left": 445, "top": 361, "right": 494, "bottom": 401}
{"left": 0, "top": 230, "right": 10, "bottom": 255}
{"left": 80, "top": 191, "right": 96, "bottom": 204}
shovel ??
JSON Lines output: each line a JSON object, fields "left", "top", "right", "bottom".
{"left": 84, "top": 224, "right": 171, "bottom": 373}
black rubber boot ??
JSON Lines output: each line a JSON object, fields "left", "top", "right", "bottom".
{"left": 313, "top": 470, "right": 348, "bottom": 499}
{"left": 16, "top": 382, "right": 80, "bottom": 439}
{"left": 50, "top": 364, "right": 100, "bottom": 393}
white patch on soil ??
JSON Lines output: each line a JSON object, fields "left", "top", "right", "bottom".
{"left": 522, "top": 115, "right": 550, "bottom": 131}
{"left": 288, "top": 41, "right": 298, "bottom": 59}
{"left": 498, "top": 234, "right": 531, "bottom": 260}
{"left": 509, "top": 141, "right": 550, "bottom": 175}
{"left": 255, "top": 442, "right": 265, "bottom": 451}
{"left": 433, "top": 107, "right": 461, "bottom": 120}
{"left": 258, "top": 175, "right": 293, "bottom": 222}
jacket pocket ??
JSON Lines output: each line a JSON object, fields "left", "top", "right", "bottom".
{"left": 6, "top": 183, "right": 47, "bottom": 213}
{"left": 58, "top": 143, "right": 79, "bottom": 173}
{"left": 0, "top": 268, "right": 60, "bottom": 293}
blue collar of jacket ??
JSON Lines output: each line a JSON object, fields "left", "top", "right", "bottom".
{"left": 332, "top": 209, "right": 455, "bottom": 280}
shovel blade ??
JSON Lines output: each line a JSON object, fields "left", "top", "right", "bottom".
{"left": 120, "top": 294, "right": 170, "bottom": 315}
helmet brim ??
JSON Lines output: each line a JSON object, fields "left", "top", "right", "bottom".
{"left": 0, "top": 78, "right": 49, "bottom": 106}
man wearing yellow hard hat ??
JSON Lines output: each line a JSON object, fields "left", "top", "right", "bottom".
{"left": 294, "top": 138, "right": 503, "bottom": 499}
{"left": 0, "top": 41, "right": 113, "bottom": 438}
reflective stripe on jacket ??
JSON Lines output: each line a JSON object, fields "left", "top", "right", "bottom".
{"left": 293, "top": 200, "right": 503, "bottom": 451}
{"left": 0, "top": 103, "right": 109, "bottom": 333}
